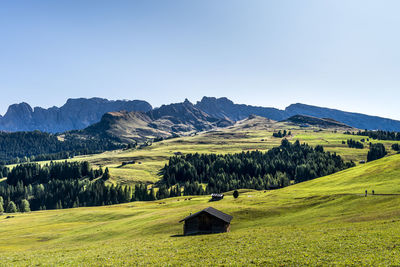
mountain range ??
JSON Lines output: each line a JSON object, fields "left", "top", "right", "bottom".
{"left": 1, "top": 96, "right": 400, "bottom": 136}
{"left": 195, "top": 97, "right": 400, "bottom": 131}
{"left": 78, "top": 100, "right": 232, "bottom": 143}
{"left": 0, "top": 98, "right": 152, "bottom": 133}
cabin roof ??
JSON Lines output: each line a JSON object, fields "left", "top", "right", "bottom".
{"left": 179, "top": 207, "right": 233, "bottom": 223}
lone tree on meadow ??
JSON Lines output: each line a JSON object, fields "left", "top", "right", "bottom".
{"left": 6, "top": 201, "right": 17, "bottom": 213}
{"left": 233, "top": 190, "right": 239, "bottom": 199}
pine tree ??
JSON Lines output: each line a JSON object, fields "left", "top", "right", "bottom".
{"left": 149, "top": 187, "right": 156, "bottom": 200}
{"left": 102, "top": 168, "right": 111, "bottom": 181}
{"left": 6, "top": 201, "right": 17, "bottom": 213}
{"left": 73, "top": 198, "right": 79, "bottom": 208}
{"left": 20, "top": 199, "right": 30, "bottom": 212}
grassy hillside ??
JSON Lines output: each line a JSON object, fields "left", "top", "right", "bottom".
{"left": 1, "top": 154, "right": 400, "bottom": 265}
{"left": 59, "top": 123, "right": 400, "bottom": 185}
{"left": 7, "top": 118, "right": 399, "bottom": 186}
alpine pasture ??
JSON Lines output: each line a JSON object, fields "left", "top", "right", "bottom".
{"left": 1, "top": 155, "right": 400, "bottom": 265}
{"left": 29, "top": 123, "right": 400, "bottom": 186}
{"left": 1, "top": 123, "right": 400, "bottom": 265}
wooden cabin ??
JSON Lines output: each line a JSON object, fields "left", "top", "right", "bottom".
{"left": 179, "top": 207, "right": 233, "bottom": 235}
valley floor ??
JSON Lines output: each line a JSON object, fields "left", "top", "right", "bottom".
{"left": 2, "top": 155, "right": 400, "bottom": 266}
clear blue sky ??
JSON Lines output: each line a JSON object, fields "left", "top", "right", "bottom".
{"left": 0, "top": 0, "right": 399, "bottom": 119}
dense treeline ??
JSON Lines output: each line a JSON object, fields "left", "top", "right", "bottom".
{"left": 346, "top": 130, "right": 400, "bottom": 141}
{"left": 0, "top": 180, "right": 145, "bottom": 212}
{"left": 367, "top": 143, "right": 387, "bottom": 162}
{"left": 347, "top": 139, "right": 364, "bottom": 149}
{"left": 272, "top": 130, "right": 291, "bottom": 138}
{"left": 0, "top": 131, "right": 124, "bottom": 164}
{"left": 160, "top": 139, "right": 355, "bottom": 194}
{"left": 7, "top": 161, "right": 103, "bottom": 186}
{"left": 0, "top": 161, "right": 159, "bottom": 212}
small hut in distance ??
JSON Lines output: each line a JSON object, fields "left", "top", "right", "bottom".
{"left": 210, "top": 193, "right": 224, "bottom": 201}
{"left": 179, "top": 207, "right": 233, "bottom": 235}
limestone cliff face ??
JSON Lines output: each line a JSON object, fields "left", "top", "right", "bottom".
{"left": 0, "top": 98, "right": 152, "bottom": 133}
{"left": 0, "top": 103, "right": 35, "bottom": 131}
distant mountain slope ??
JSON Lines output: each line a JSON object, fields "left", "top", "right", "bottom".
{"left": 149, "top": 99, "right": 233, "bottom": 131}
{"left": 226, "top": 115, "right": 277, "bottom": 132}
{"left": 284, "top": 115, "right": 351, "bottom": 128}
{"left": 0, "top": 98, "right": 152, "bottom": 133}
{"left": 196, "top": 97, "right": 400, "bottom": 131}
{"left": 75, "top": 100, "right": 233, "bottom": 143}
{"left": 284, "top": 103, "right": 400, "bottom": 131}
{"left": 80, "top": 111, "right": 170, "bottom": 143}
{"left": 195, "top": 97, "right": 286, "bottom": 121}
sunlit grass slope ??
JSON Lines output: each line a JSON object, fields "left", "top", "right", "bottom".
{"left": 1, "top": 155, "right": 400, "bottom": 265}
{"left": 280, "top": 153, "right": 400, "bottom": 196}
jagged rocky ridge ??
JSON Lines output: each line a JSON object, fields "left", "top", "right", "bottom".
{"left": 75, "top": 99, "right": 233, "bottom": 143}
{"left": 1, "top": 96, "right": 400, "bottom": 134}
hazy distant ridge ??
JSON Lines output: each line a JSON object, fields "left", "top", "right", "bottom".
{"left": 196, "top": 97, "right": 400, "bottom": 131}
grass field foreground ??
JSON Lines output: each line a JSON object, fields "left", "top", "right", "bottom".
{"left": 1, "top": 154, "right": 400, "bottom": 265}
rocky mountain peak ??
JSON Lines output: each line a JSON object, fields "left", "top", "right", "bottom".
{"left": 183, "top": 98, "right": 192, "bottom": 105}
{"left": 4, "top": 102, "right": 34, "bottom": 119}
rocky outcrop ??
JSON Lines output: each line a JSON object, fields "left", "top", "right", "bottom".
{"left": 76, "top": 100, "right": 234, "bottom": 143}
{"left": 0, "top": 103, "right": 35, "bottom": 131}
{"left": 149, "top": 99, "right": 232, "bottom": 132}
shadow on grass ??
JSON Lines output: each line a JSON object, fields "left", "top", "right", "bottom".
{"left": 170, "top": 234, "right": 185, "bottom": 238}
{"left": 171, "top": 232, "right": 224, "bottom": 238}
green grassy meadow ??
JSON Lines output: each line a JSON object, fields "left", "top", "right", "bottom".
{"left": 2, "top": 154, "right": 400, "bottom": 265}
{"left": 13, "top": 126, "right": 399, "bottom": 186}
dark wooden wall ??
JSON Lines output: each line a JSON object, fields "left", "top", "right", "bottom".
{"left": 183, "top": 212, "right": 230, "bottom": 235}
